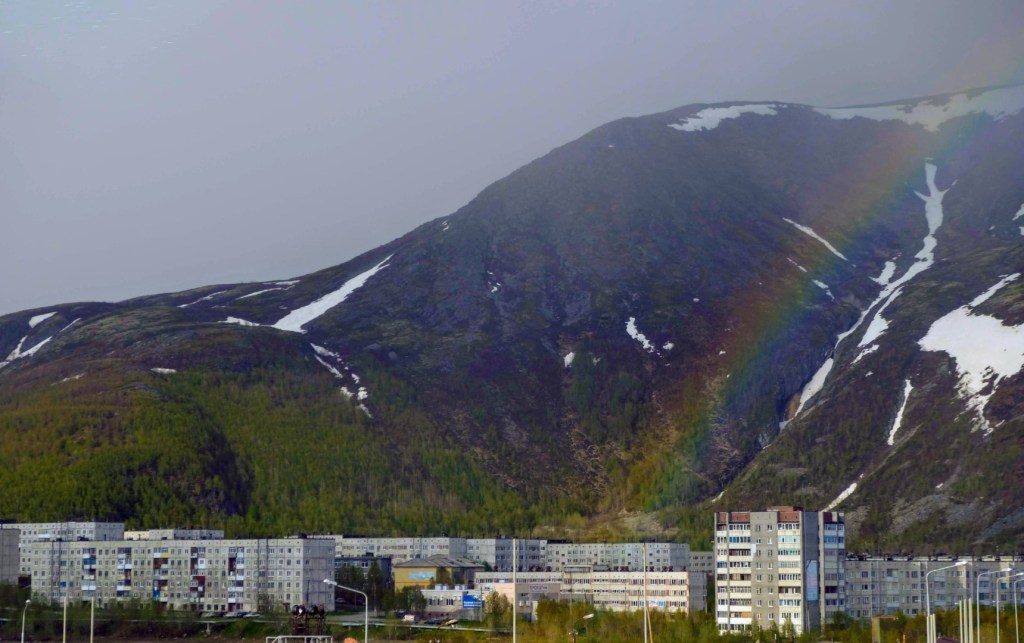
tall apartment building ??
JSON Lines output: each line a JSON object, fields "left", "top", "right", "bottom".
{"left": 11, "top": 522, "right": 124, "bottom": 544}
{"left": 0, "top": 527, "right": 18, "bottom": 584}
{"left": 23, "top": 537, "right": 334, "bottom": 612}
{"left": 715, "top": 507, "right": 845, "bottom": 634}
{"left": 689, "top": 551, "right": 715, "bottom": 575}
{"left": 320, "top": 536, "right": 468, "bottom": 564}
{"left": 466, "top": 538, "right": 546, "bottom": 571}
{"left": 543, "top": 542, "right": 690, "bottom": 572}
{"left": 844, "top": 556, "right": 1021, "bottom": 618}
{"left": 475, "top": 569, "right": 706, "bottom": 614}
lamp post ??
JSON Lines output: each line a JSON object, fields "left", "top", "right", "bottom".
{"left": 570, "top": 613, "right": 594, "bottom": 643}
{"left": 979, "top": 569, "right": 1015, "bottom": 643}
{"left": 1000, "top": 573, "right": 1024, "bottom": 643}
{"left": 927, "top": 561, "right": 968, "bottom": 643}
{"left": 20, "top": 599, "right": 30, "bottom": 643}
{"left": 1012, "top": 575, "right": 1024, "bottom": 643}
{"left": 323, "top": 578, "right": 368, "bottom": 643}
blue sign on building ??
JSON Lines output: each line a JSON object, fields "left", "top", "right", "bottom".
{"left": 462, "top": 594, "right": 484, "bottom": 609}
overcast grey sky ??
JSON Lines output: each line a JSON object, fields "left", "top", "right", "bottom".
{"left": 3, "top": 0, "right": 1024, "bottom": 315}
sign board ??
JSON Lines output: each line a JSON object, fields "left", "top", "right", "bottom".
{"left": 806, "top": 560, "right": 819, "bottom": 602}
{"left": 462, "top": 594, "right": 484, "bottom": 609}
{"left": 409, "top": 571, "right": 435, "bottom": 581}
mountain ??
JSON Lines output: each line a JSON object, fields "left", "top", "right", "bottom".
{"left": 2, "top": 85, "right": 1023, "bottom": 549}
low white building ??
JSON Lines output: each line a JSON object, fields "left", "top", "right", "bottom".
{"left": 23, "top": 537, "right": 334, "bottom": 612}
{"left": 124, "top": 529, "right": 225, "bottom": 541}
{"left": 475, "top": 569, "right": 705, "bottom": 614}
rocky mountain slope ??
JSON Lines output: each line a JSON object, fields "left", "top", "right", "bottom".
{"left": 2, "top": 85, "right": 1022, "bottom": 548}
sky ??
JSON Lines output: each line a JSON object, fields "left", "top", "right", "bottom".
{"left": 3, "top": 0, "right": 1024, "bottom": 315}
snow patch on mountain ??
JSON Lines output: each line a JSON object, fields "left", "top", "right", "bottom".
{"left": 888, "top": 380, "right": 913, "bottom": 445}
{"left": 0, "top": 335, "right": 53, "bottom": 369}
{"left": 787, "top": 258, "right": 808, "bottom": 273}
{"left": 857, "top": 163, "right": 946, "bottom": 349}
{"left": 626, "top": 317, "right": 656, "bottom": 353}
{"left": 783, "top": 218, "right": 848, "bottom": 261}
{"left": 793, "top": 358, "right": 833, "bottom": 419}
{"left": 1014, "top": 204, "right": 1024, "bottom": 221}
{"left": 222, "top": 317, "right": 260, "bottom": 327}
{"left": 825, "top": 477, "right": 860, "bottom": 511}
{"left": 59, "top": 318, "right": 81, "bottom": 333}
{"left": 815, "top": 85, "right": 1024, "bottom": 132}
{"left": 563, "top": 352, "right": 575, "bottom": 368}
{"left": 871, "top": 261, "right": 897, "bottom": 285}
{"left": 236, "top": 288, "right": 284, "bottom": 300}
{"left": 668, "top": 104, "right": 779, "bottom": 132}
{"left": 273, "top": 255, "right": 393, "bottom": 333}
{"left": 919, "top": 273, "right": 1023, "bottom": 434}
{"left": 151, "top": 368, "right": 177, "bottom": 374}
{"left": 178, "top": 290, "right": 227, "bottom": 308}
{"left": 813, "top": 280, "right": 835, "bottom": 300}
{"left": 29, "top": 312, "right": 56, "bottom": 328}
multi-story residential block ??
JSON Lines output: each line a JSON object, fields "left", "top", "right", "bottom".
{"left": 466, "top": 538, "right": 546, "bottom": 571}
{"left": 475, "top": 569, "right": 706, "bottom": 614}
{"left": 690, "top": 551, "right": 715, "bottom": 575}
{"left": 0, "top": 527, "right": 18, "bottom": 584}
{"left": 543, "top": 542, "right": 690, "bottom": 572}
{"left": 319, "top": 536, "right": 468, "bottom": 564}
{"left": 714, "top": 507, "right": 845, "bottom": 635}
{"left": 23, "top": 537, "right": 333, "bottom": 612}
{"left": 844, "top": 556, "right": 1022, "bottom": 618}
{"left": 124, "top": 529, "right": 224, "bottom": 541}
{"left": 11, "top": 522, "right": 124, "bottom": 544}
{"left": 335, "top": 555, "right": 393, "bottom": 588}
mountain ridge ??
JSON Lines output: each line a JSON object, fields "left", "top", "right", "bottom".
{"left": 2, "top": 84, "right": 1023, "bottom": 549}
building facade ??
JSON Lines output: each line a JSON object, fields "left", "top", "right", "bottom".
{"left": 844, "top": 556, "right": 1022, "bottom": 618}
{"left": 23, "top": 537, "right": 334, "bottom": 612}
{"left": 475, "top": 569, "right": 706, "bottom": 614}
{"left": 124, "top": 529, "right": 225, "bottom": 541}
{"left": 320, "top": 536, "right": 468, "bottom": 565}
{"left": 0, "top": 527, "right": 18, "bottom": 584}
{"left": 544, "top": 542, "right": 690, "bottom": 572}
{"left": 11, "top": 522, "right": 124, "bottom": 545}
{"left": 715, "top": 507, "right": 845, "bottom": 634}
{"left": 466, "top": 538, "right": 546, "bottom": 571}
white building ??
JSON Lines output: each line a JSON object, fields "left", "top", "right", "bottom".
{"left": 0, "top": 527, "right": 19, "bottom": 584}
{"left": 23, "top": 537, "right": 333, "bottom": 613}
{"left": 319, "top": 536, "right": 468, "bottom": 564}
{"left": 714, "top": 507, "right": 846, "bottom": 635}
{"left": 475, "top": 569, "right": 705, "bottom": 614}
{"left": 544, "top": 542, "right": 690, "bottom": 572}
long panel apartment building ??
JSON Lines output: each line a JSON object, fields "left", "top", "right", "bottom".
{"left": 715, "top": 507, "right": 846, "bottom": 634}
{"left": 844, "top": 556, "right": 1022, "bottom": 618}
{"left": 22, "top": 537, "right": 334, "bottom": 612}
{"left": 475, "top": 569, "right": 706, "bottom": 614}
{"left": 320, "top": 535, "right": 468, "bottom": 565}
{"left": 543, "top": 542, "right": 691, "bottom": 572}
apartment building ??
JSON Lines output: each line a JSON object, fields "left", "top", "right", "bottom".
{"left": 466, "top": 538, "right": 546, "bottom": 571}
{"left": 124, "top": 529, "right": 224, "bottom": 541}
{"left": 844, "top": 556, "right": 1022, "bottom": 618}
{"left": 320, "top": 536, "right": 468, "bottom": 564}
{"left": 0, "top": 527, "right": 18, "bottom": 583}
{"left": 690, "top": 551, "right": 715, "bottom": 575}
{"left": 11, "top": 522, "right": 124, "bottom": 544}
{"left": 23, "top": 537, "right": 334, "bottom": 612}
{"left": 544, "top": 542, "right": 690, "bottom": 572}
{"left": 475, "top": 569, "right": 706, "bottom": 614}
{"left": 715, "top": 507, "right": 846, "bottom": 635}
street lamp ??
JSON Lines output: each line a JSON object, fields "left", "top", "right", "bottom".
{"left": 21, "top": 599, "right": 30, "bottom": 643}
{"left": 1011, "top": 575, "right": 1024, "bottom": 643}
{"left": 570, "top": 613, "right": 595, "bottom": 643}
{"left": 927, "top": 561, "right": 968, "bottom": 643}
{"left": 324, "top": 578, "right": 368, "bottom": 643}
{"left": 999, "top": 573, "right": 1024, "bottom": 643}
{"left": 979, "top": 568, "right": 1015, "bottom": 643}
